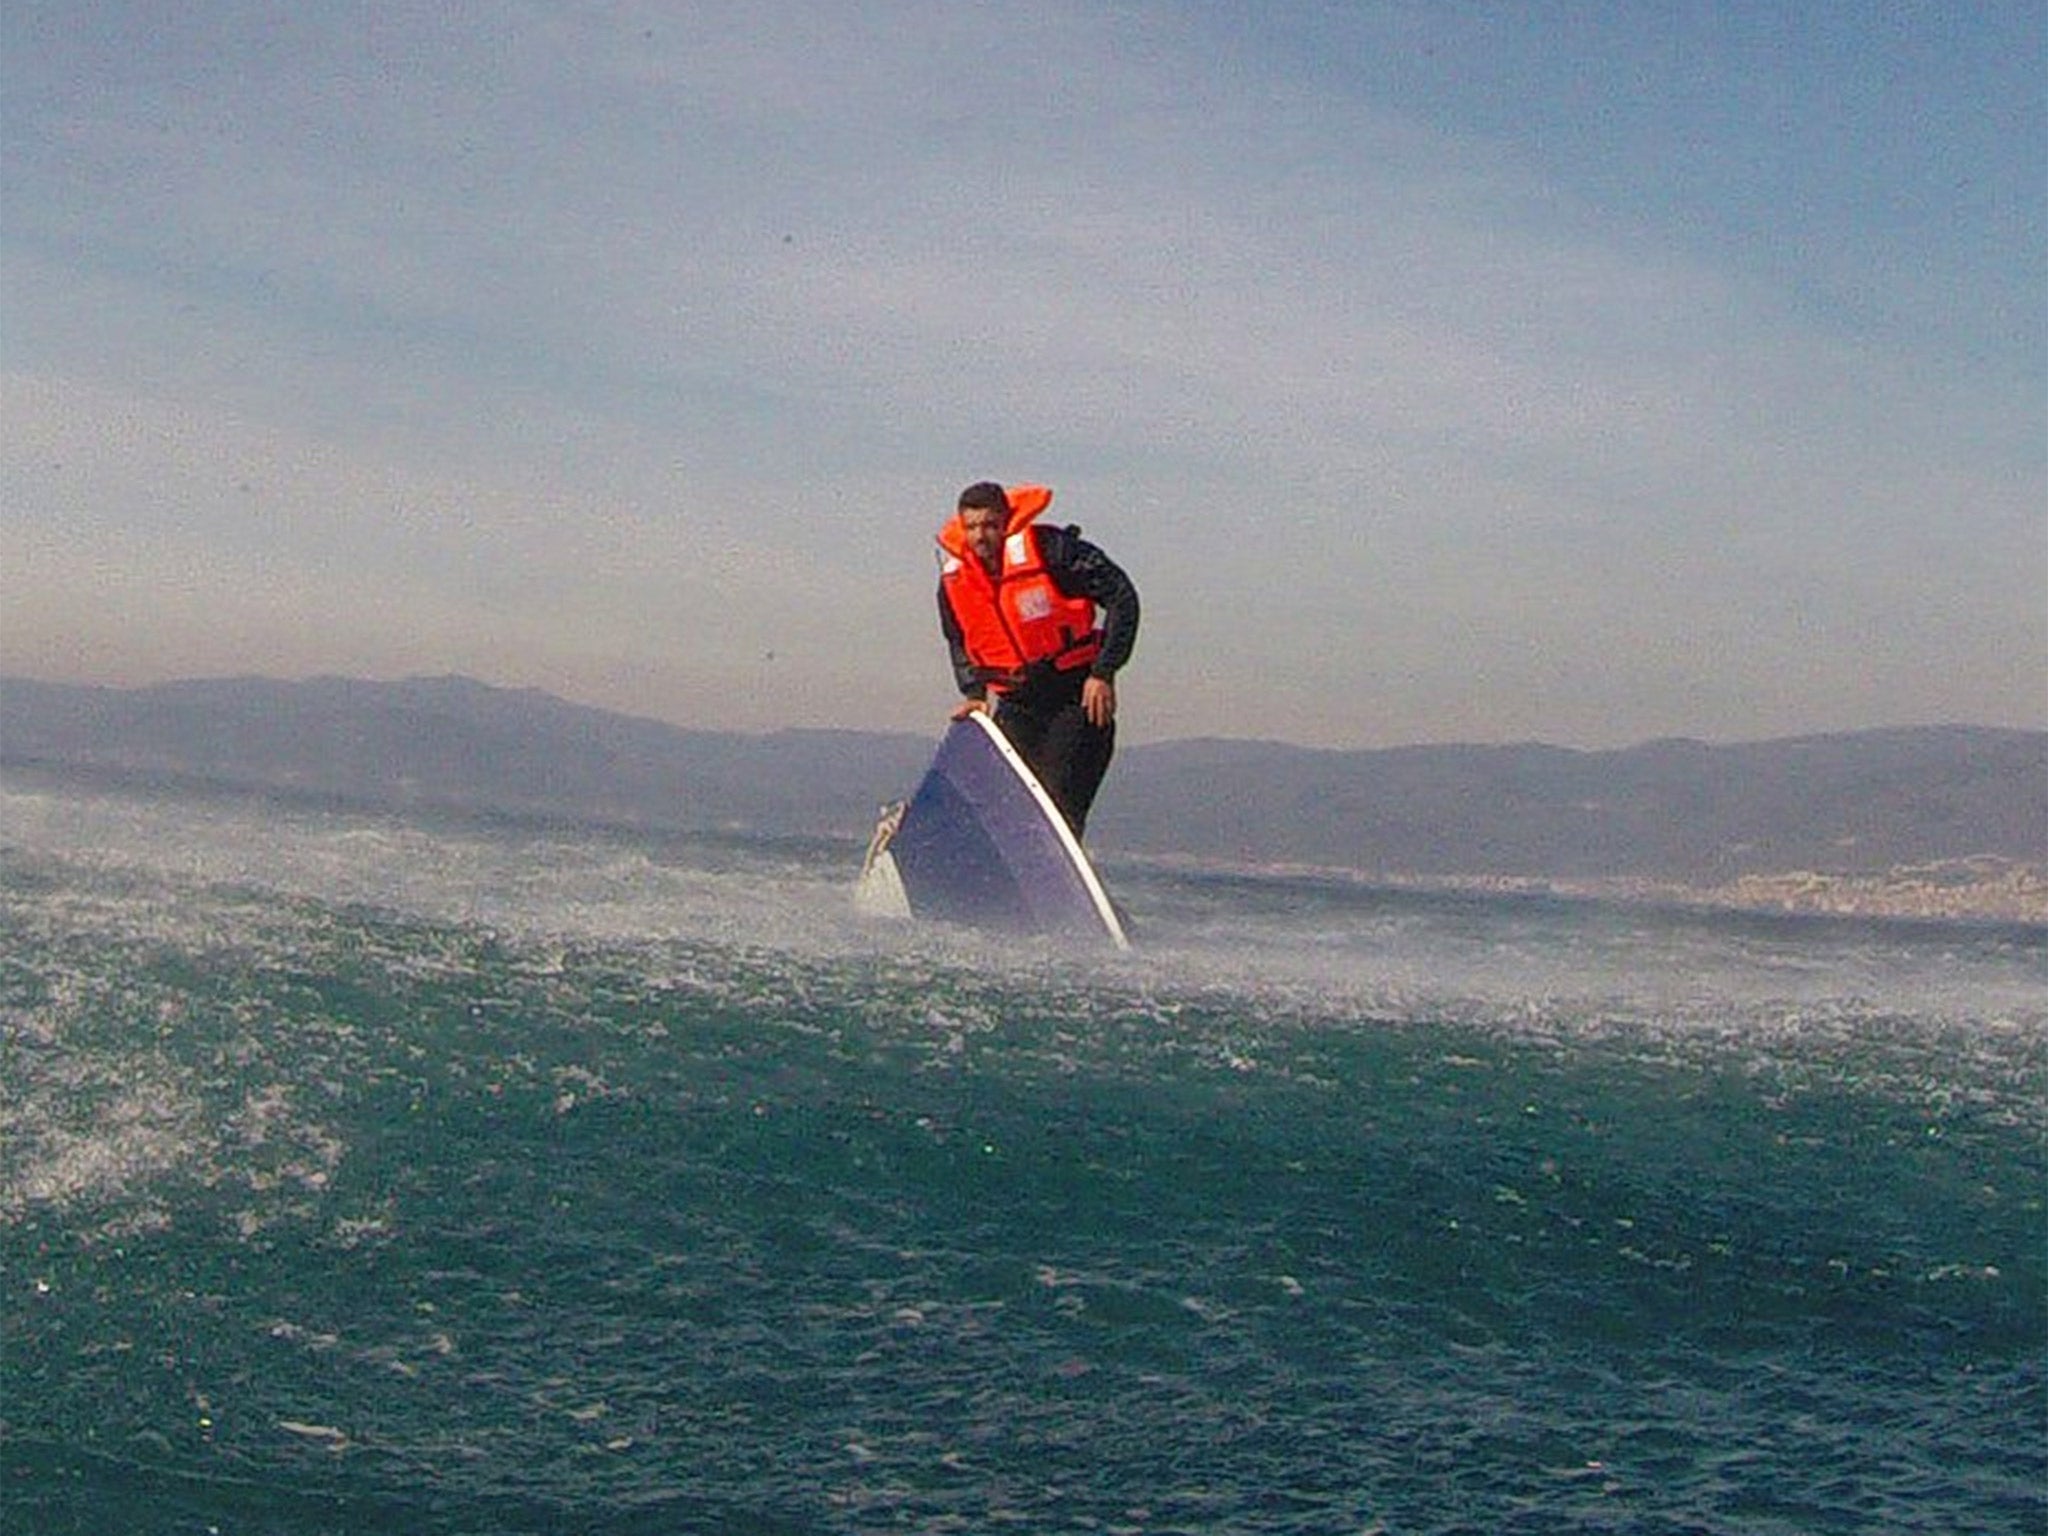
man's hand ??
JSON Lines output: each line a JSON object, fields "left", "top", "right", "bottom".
{"left": 950, "top": 696, "right": 990, "bottom": 721}
{"left": 1082, "top": 676, "right": 1116, "bottom": 728}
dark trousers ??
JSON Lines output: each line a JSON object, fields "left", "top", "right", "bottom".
{"left": 996, "top": 682, "right": 1115, "bottom": 838}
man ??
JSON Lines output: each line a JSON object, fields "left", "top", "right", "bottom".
{"left": 936, "top": 480, "right": 1139, "bottom": 838}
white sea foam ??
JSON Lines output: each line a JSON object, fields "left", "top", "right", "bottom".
{"left": 0, "top": 1076, "right": 202, "bottom": 1219}
{"left": 4, "top": 773, "right": 2042, "bottom": 1053}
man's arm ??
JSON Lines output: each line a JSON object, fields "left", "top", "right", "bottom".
{"left": 1041, "top": 526, "right": 1140, "bottom": 679}
{"left": 1039, "top": 525, "right": 1138, "bottom": 727}
{"left": 937, "top": 584, "right": 990, "bottom": 714}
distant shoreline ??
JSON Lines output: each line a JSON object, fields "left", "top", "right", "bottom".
{"left": 5, "top": 675, "right": 2042, "bottom": 926}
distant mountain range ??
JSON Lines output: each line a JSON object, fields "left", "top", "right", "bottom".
{"left": 4, "top": 674, "right": 2043, "bottom": 889}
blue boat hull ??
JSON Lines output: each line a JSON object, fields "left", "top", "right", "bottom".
{"left": 858, "top": 713, "right": 1128, "bottom": 948}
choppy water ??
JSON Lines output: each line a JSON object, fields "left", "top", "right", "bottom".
{"left": 3, "top": 776, "right": 2043, "bottom": 1534}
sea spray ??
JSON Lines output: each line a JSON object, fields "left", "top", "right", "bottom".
{"left": 4, "top": 777, "right": 2043, "bottom": 1533}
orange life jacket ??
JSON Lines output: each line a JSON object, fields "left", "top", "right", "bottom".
{"left": 938, "top": 484, "right": 1103, "bottom": 690}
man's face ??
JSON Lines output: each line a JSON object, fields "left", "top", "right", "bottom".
{"left": 961, "top": 505, "right": 1006, "bottom": 570}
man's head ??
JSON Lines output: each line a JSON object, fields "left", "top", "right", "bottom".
{"left": 956, "top": 481, "right": 1009, "bottom": 571}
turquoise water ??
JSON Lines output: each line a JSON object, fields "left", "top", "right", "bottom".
{"left": 3, "top": 780, "right": 2043, "bottom": 1534}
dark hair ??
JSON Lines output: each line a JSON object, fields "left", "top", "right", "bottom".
{"left": 956, "top": 481, "right": 1007, "bottom": 513}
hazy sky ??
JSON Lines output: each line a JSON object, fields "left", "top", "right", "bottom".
{"left": 5, "top": 2, "right": 2043, "bottom": 748}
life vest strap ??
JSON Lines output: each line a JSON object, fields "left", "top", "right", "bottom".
{"left": 978, "top": 629, "right": 1103, "bottom": 692}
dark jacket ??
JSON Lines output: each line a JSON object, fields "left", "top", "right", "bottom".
{"left": 938, "top": 523, "right": 1140, "bottom": 708}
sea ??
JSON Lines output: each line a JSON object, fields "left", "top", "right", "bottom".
{"left": 2, "top": 774, "right": 2042, "bottom": 1536}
